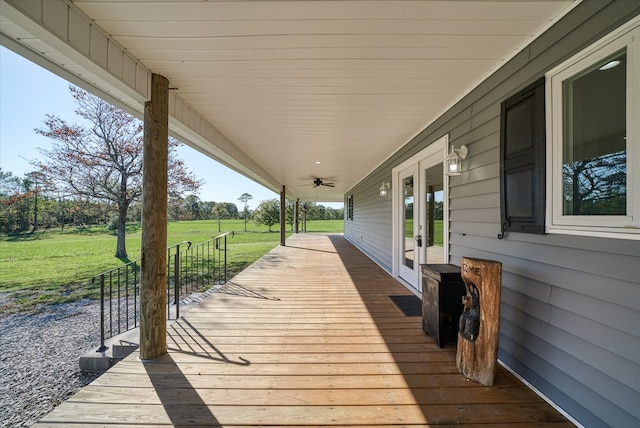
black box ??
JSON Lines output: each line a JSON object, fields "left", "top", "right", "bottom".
{"left": 421, "top": 264, "right": 466, "bottom": 347}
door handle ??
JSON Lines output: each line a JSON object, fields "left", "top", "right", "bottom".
{"left": 415, "top": 235, "right": 422, "bottom": 247}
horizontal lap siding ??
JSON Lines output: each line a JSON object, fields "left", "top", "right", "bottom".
{"left": 349, "top": 2, "right": 640, "bottom": 427}
{"left": 345, "top": 172, "right": 393, "bottom": 271}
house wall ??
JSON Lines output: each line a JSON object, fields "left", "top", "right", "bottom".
{"left": 345, "top": 2, "right": 640, "bottom": 427}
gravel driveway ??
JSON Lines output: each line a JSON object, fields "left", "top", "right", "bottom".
{"left": 0, "top": 300, "right": 103, "bottom": 427}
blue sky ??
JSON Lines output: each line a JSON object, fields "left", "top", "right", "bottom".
{"left": 0, "top": 46, "right": 340, "bottom": 210}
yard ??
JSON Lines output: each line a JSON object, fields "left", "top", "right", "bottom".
{"left": 0, "top": 219, "right": 343, "bottom": 314}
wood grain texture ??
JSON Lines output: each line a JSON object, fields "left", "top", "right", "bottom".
{"left": 456, "top": 257, "right": 502, "bottom": 386}
{"left": 280, "top": 185, "right": 286, "bottom": 246}
{"left": 140, "top": 73, "right": 169, "bottom": 360}
{"left": 36, "top": 235, "right": 568, "bottom": 427}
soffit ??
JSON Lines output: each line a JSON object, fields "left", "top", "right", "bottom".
{"left": 22, "top": 1, "right": 579, "bottom": 201}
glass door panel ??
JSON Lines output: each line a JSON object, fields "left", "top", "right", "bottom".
{"left": 398, "top": 165, "right": 419, "bottom": 290}
{"left": 403, "top": 176, "right": 415, "bottom": 269}
{"left": 422, "top": 163, "right": 445, "bottom": 264}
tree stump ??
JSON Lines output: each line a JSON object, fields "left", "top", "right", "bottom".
{"left": 456, "top": 257, "right": 502, "bottom": 386}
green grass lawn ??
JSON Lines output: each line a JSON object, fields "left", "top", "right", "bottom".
{"left": 404, "top": 219, "right": 444, "bottom": 245}
{"left": 0, "top": 219, "right": 343, "bottom": 313}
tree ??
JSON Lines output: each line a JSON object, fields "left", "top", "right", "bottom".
{"left": 34, "top": 85, "right": 202, "bottom": 258}
{"left": 285, "top": 199, "right": 296, "bottom": 231}
{"left": 299, "top": 202, "right": 311, "bottom": 232}
{"left": 23, "top": 172, "right": 41, "bottom": 231}
{"left": 222, "top": 202, "right": 238, "bottom": 219}
{"left": 0, "top": 169, "right": 24, "bottom": 233}
{"left": 0, "top": 169, "right": 43, "bottom": 233}
{"left": 238, "top": 193, "right": 253, "bottom": 231}
{"left": 303, "top": 202, "right": 321, "bottom": 220}
{"left": 562, "top": 151, "right": 627, "bottom": 215}
{"left": 211, "top": 203, "right": 230, "bottom": 232}
{"left": 253, "top": 199, "right": 280, "bottom": 232}
{"left": 182, "top": 194, "right": 202, "bottom": 220}
{"left": 199, "top": 201, "right": 215, "bottom": 220}
{"left": 325, "top": 206, "right": 345, "bottom": 220}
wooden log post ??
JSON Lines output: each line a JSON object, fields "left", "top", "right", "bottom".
{"left": 140, "top": 73, "right": 169, "bottom": 360}
{"left": 301, "top": 204, "right": 307, "bottom": 233}
{"left": 294, "top": 198, "right": 299, "bottom": 234}
{"left": 280, "top": 186, "right": 286, "bottom": 246}
{"left": 456, "top": 257, "right": 502, "bottom": 386}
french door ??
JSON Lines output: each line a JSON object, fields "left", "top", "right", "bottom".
{"left": 397, "top": 165, "right": 419, "bottom": 285}
{"left": 393, "top": 136, "right": 448, "bottom": 292}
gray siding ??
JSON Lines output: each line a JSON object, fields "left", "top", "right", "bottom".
{"left": 346, "top": 2, "right": 640, "bottom": 427}
{"left": 345, "top": 169, "right": 393, "bottom": 272}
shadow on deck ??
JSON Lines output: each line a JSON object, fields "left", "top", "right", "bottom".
{"left": 34, "top": 234, "right": 572, "bottom": 427}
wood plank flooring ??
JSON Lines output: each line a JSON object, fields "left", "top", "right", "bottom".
{"left": 35, "top": 234, "right": 572, "bottom": 427}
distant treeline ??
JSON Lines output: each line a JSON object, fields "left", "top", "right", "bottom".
{"left": 0, "top": 171, "right": 343, "bottom": 234}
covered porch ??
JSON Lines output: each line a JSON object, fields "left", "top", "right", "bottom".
{"left": 35, "top": 234, "right": 570, "bottom": 427}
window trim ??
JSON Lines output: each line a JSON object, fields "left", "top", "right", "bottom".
{"left": 545, "top": 16, "right": 640, "bottom": 239}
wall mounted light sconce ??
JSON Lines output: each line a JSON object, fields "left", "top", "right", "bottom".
{"left": 379, "top": 181, "right": 390, "bottom": 197}
{"left": 446, "top": 144, "right": 468, "bottom": 176}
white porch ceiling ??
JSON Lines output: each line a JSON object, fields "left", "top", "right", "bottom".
{"left": 1, "top": 0, "right": 576, "bottom": 202}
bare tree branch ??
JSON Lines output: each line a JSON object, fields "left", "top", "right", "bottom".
{"left": 33, "top": 85, "right": 202, "bottom": 258}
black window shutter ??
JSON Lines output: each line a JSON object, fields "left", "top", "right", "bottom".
{"left": 500, "top": 77, "right": 546, "bottom": 237}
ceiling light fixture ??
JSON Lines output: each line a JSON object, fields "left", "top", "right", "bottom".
{"left": 599, "top": 60, "right": 620, "bottom": 70}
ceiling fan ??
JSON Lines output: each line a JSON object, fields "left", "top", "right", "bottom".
{"left": 312, "top": 178, "right": 335, "bottom": 188}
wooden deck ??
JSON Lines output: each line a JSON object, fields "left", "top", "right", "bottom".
{"left": 35, "top": 234, "right": 572, "bottom": 427}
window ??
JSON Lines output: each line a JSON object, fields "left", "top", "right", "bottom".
{"left": 546, "top": 17, "right": 640, "bottom": 238}
{"left": 347, "top": 194, "right": 353, "bottom": 220}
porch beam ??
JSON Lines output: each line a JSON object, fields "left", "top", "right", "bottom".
{"left": 140, "top": 73, "right": 169, "bottom": 360}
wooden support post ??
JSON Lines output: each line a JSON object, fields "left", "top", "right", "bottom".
{"left": 280, "top": 186, "right": 286, "bottom": 246}
{"left": 303, "top": 205, "right": 307, "bottom": 233}
{"left": 140, "top": 74, "right": 169, "bottom": 361}
{"left": 294, "top": 198, "right": 299, "bottom": 234}
{"left": 456, "top": 257, "right": 502, "bottom": 386}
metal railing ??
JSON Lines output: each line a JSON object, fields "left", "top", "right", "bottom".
{"left": 93, "top": 232, "right": 230, "bottom": 351}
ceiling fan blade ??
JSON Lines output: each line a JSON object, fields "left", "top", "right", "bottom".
{"left": 308, "top": 177, "right": 336, "bottom": 188}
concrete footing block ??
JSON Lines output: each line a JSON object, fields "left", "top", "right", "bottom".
{"left": 79, "top": 351, "right": 119, "bottom": 372}
{"left": 113, "top": 343, "right": 139, "bottom": 359}
{"left": 79, "top": 330, "right": 140, "bottom": 373}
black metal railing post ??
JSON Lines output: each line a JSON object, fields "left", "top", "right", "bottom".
{"left": 224, "top": 234, "right": 227, "bottom": 283}
{"left": 174, "top": 243, "right": 180, "bottom": 319}
{"left": 134, "top": 261, "right": 138, "bottom": 328}
{"left": 97, "top": 275, "right": 108, "bottom": 352}
{"left": 108, "top": 270, "right": 113, "bottom": 339}
{"left": 116, "top": 267, "right": 121, "bottom": 335}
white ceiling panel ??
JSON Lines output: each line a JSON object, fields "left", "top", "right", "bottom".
{"left": 5, "top": 0, "right": 577, "bottom": 202}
